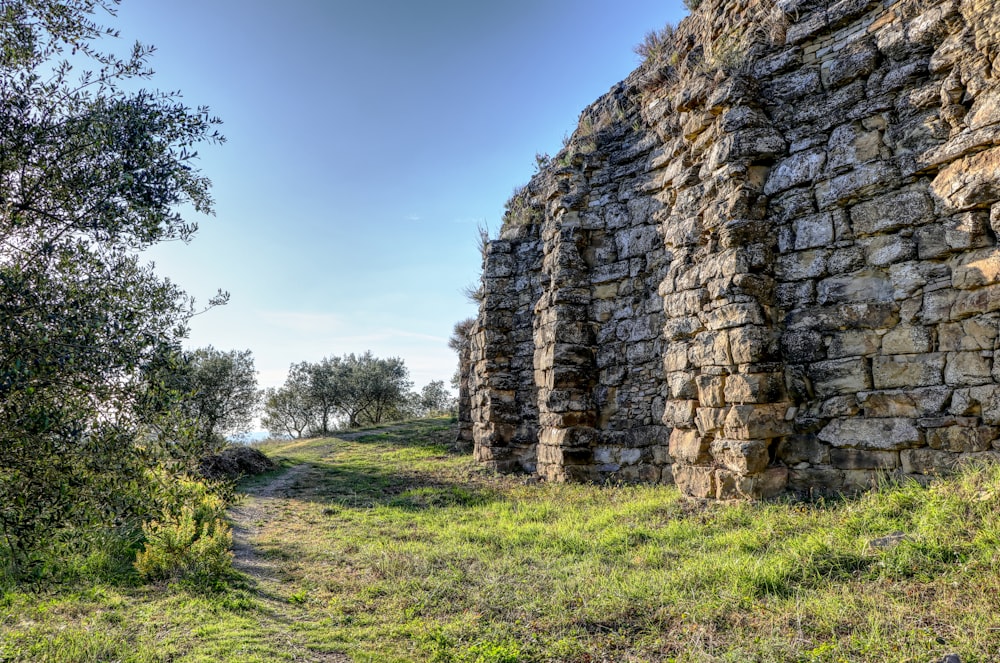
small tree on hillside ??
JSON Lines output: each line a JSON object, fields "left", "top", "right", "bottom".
{"left": 177, "top": 347, "right": 260, "bottom": 448}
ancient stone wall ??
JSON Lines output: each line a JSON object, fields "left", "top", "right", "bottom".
{"left": 467, "top": 0, "right": 1000, "bottom": 498}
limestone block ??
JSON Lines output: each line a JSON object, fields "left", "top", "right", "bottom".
{"left": 925, "top": 423, "right": 994, "bottom": 453}
{"left": 827, "top": 122, "right": 883, "bottom": 173}
{"left": 873, "top": 353, "right": 945, "bottom": 389}
{"left": 764, "top": 148, "right": 827, "bottom": 196}
{"left": 781, "top": 328, "right": 826, "bottom": 363}
{"left": 789, "top": 468, "right": 845, "bottom": 494}
{"left": 944, "top": 351, "right": 993, "bottom": 386}
{"left": 696, "top": 374, "right": 726, "bottom": 408}
{"left": 776, "top": 434, "right": 830, "bottom": 465}
{"left": 830, "top": 448, "right": 900, "bottom": 469}
{"left": 663, "top": 344, "right": 690, "bottom": 372}
{"left": 950, "top": 285, "right": 1000, "bottom": 320}
{"left": 695, "top": 407, "right": 728, "bottom": 436}
{"left": 702, "top": 303, "right": 766, "bottom": 331}
{"left": 794, "top": 212, "right": 837, "bottom": 250}
{"left": 663, "top": 289, "right": 709, "bottom": 317}
{"left": 881, "top": 326, "right": 932, "bottom": 354}
{"left": 819, "top": 416, "right": 923, "bottom": 450}
{"left": 723, "top": 404, "right": 794, "bottom": 440}
{"left": 538, "top": 426, "right": 598, "bottom": 450}
{"left": 822, "top": 40, "right": 878, "bottom": 90}
{"left": 663, "top": 316, "right": 703, "bottom": 341}
{"left": 951, "top": 248, "right": 1000, "bottom": 290}
{"left": 662, "top": 399, "right": 698, "bottom": 428}
{"left": 828, "top": 246, "right": 866, "bottom": 274}
{"left": 776, "top": 281, "right": 817, "bottom": 309}
{"left": 827, "top": 330, "right": 881, "bottom": 359}
{"left": 669, "top": 428, "right": 712, "bottom": 465}
{"left": 776, "top": 250, "right": 828, "bottom": 281}
{"left": 809, "top": 357, "right": 873, "bottom": 398}
{"left": 672, "top": 465, "right": 716, "bottom": 499}
{"left": 931, "top": 148, "right": 1000, "bottom": 211}
{"left": 817, "top": 271, "right": 893, "bottom": 305}
{"left": 710, "top": 438, "right": 770, "bottom": 475}
{"left": 900, "top": 448, "right": 956, "bottom": 474}
{"left": 863, "top": 235, "right": 917, "bottom": 267}
{"left": 715, "top": 467, "right": 788, "bottom": 500}
{"left": 666, "top": 371, "right": 699, "bottom": 399}
{"left": 938, "top": 317, "right": 998, "bottom": 351}
{"left": 816, "top": 161, "right": 900, "bottom": 209}
{"left": 724, "top": 373, "right": 785, "bottom": 404}
{"left": 966, "top": 88, "right": 1000, "bottom": 132}
{"left": 723, "top": 325, "right": 773, "bottom": 365}
{"left": 689, "top": 331, "right": 732, "bottom": 367}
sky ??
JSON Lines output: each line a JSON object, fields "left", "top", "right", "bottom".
{"left": 111, "top": 0, "right": 690, "bottom": 394}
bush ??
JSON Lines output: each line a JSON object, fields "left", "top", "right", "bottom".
{"left": 134, "top": 485, "right": 234, "bottom": 585}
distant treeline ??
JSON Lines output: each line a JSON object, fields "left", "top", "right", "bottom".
{"left": 262, "top": 351, "right": 455, "bottom": 439}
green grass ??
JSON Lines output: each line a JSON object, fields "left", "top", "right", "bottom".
{"left": 4, "top": 416, "right": 1000, "bottom": 661}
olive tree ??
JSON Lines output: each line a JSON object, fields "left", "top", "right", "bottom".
{"left": 0, "top": 0, "right": 224, "bottom": 573}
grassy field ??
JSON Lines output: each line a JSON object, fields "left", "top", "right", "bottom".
{"left": 3, "top": 417, "right": 1000, "bottom": 662}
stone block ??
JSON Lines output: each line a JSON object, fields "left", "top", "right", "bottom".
{"left": 816, "top": 161, "right": 900, "bottom": 210}
{"left": 873, "top": 353, "right": 944, "bottom": 389}
{"left": 938, "top": 317, "right": 998, "bottom": 351}
{"left": 788, "top": 468, "right": 845, "bottom": 495}
{"left": 672, "top": 465, "right": 716, "bottom": 498}
{"left": 730, "top": 325, "right": 776, "bottom": 364}
{"left": 881, "top": 326, "right": 932, "bottom": 354}
{"left": 666, "top": 371, "right": 699, "bottom": 399}
{"left": 858, "top": 387, "right": 951, "bottom": 417}
{"left": 926, "top": 423, "right": 994, "bottom": 453}
{"left": 695, "top": 407, "right": 728, "bottom": 436}
{"left": 723, "top": 403, "right": 794, "bottom": 440}
{"left": 669, "top": 428, "right": 711, "bottom": 465}
{"left": 794, "top": 212, "right": 836, "bottom": 250}
{"left": 776, "top": 434, "right": 830, "bottom": 465}
{"left": 829, "top": 448, "right": 900, "bottom": 470}
{"left": 690, "top": 330, "right": 732, "bottom": 367}
{"left": 809, "top": 357, "right": 872, "bottom": 398}
{"left": 863, "top": 235, "right": 917, "bottom": 266}
{"left": 764, "top": 148, "right": 827, "bottom": 196}
{"left": 944, "top": 351, "right": 993, "bottom": 387}
{"left": 850, "top": 188, "right": 933, "bottom": 236}
{"left": 781, "top": 329, "right": 826, "bottom": 363}
{"left": 818, "top": 417, "right": 923, "bottom": 450}
{"left": 900, "top": 448, "right": 957, "bottom": 475}
{"left": 951, "top": 248, "right": 1000, "bottom": 290}
{"left": 710, "top": 438, "right": 770, "bottom": 475}
{"left": 776, "top": 250, "right": 828, "bottom": 281}
{"left": 662, "top": 399, "right": 698, "bottom": 427}
{"left": 696, "top": 374, "right": 726, "bottom": 408}
{"left": 817, "top": 271, "right": 893, "bottom": 305}
{"left": 723, "top": 373, "right": 785, "bottom": 404}
{"left": 932, "top": 147, "right": 1000, "bottom": 211}
{"left": 702, "top": 303, "right": 766, "bottom": 331}
{"left": 826, "top": 329, "right": 880, "bottom": 359}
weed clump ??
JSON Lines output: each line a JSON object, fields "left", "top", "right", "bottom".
{"left": 134, "top": 479, "right": 234, "bottom": 585}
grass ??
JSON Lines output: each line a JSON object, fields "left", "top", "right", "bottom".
{"left": 4, "top": 416, "right": 1000, "bottom": 661}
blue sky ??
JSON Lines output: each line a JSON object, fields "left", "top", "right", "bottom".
{"left": 115, "top": 0, "right": 689, "bottom": 391}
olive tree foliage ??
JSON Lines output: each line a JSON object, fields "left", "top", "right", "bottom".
{"left": 262, "top": 352, "right": 413, "bottom": 436}
{"left": 174, "top": 347, "right": 259, "bottom": 448}
{"left": 417, "top": 380, "right": 453, "bottom": 416}
{"left": 0, "top": 0, "right": 225, "bottom": 574}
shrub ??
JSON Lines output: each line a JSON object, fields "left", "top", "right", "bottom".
{"left": 633, "top": 23, "right": 675, "bottom": 62}
{"left": 134, "top": 486, "right": 234, "bottom": 585}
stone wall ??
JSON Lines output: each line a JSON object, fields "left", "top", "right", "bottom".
{"left": 466, "top": 0, "right": 1000, "bottom": 498}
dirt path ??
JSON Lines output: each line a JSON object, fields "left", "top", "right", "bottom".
{"left": 228, "top": 463, "right": 349, "bottom": 662}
